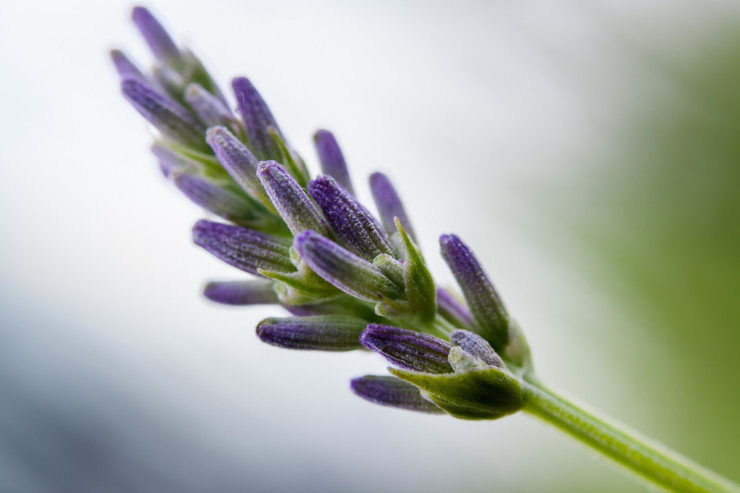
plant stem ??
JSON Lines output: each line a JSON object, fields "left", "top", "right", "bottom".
{"left": 520, "top": 376, "right": 740, "bottom": 493}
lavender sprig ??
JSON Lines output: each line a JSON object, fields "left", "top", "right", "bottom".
{"left": 114, "top": 9, "right": 740, "bottom": 492}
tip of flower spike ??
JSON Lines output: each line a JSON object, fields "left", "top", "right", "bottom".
{"left": 131, "top": 7, "right": 181, "bottom": 65}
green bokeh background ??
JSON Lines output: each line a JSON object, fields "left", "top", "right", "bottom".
{"left": 521, "top": 27, "right": 740, "bottom": 491}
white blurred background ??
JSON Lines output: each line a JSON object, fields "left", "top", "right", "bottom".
{"left": 2, "top": 1, "right": 739, "bottom": 492}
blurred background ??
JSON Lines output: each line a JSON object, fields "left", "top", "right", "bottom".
{"left": 1, "top": 1, "right": 739, "bottom": 492}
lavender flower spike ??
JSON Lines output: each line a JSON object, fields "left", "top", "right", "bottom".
{"left": 308, "top": 176, "right": 393, "bottom": 261}
{"left": 131, "top": 6, "right": 182, "bottom": 66}
{"left": 207, "top": 127, "right": 275, "bottom": 213}
{"left": 369, "top": 172, "right": 416, "bottom": 242}
{"left": 256, "top": 315, "right": 367, "bottom": 351}
{"left": 360, "top": 325, "right": 454, "bottom": 374}
{"left": 440, "top": 234, "right": 509, "bottom": 353}
{"left": 193, "top": 220, "right": 294, "bottom": 276}
{"left": 351, "top": 376, "right": 443, "bottom": 414}
{"left": 121, "top": 78, "right": 208, "bottom": 151}
{"left": 294, "top": 231, "right": 402, "bottom": 303}
{"left": 258, "top": 161, "right": 331, "bottom": 237}
{"left": 204, "top": 279, "right": 279, "bottom": 306}
{"left": 313, "top": 130, "right": 354, "bottom": 195}
{"left": 232, "top": 77, "right": 281, "bottom": 161}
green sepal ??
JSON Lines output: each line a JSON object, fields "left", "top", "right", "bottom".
{"left": 268, "top": 127, "right": 310, "bottom": 188}
{"left": 259, "top": 262, "right": 341, "bottom": 304}
{"left": 374, "top": 298, "right": 412, "bottom": 319}
{"left": 503, "top": 319, "right": 533, "bottom": 373}
{"left": 283, "top": 294, "right": 380, "bottom": 320}
{"left": 396, "top": 218, "right": 436, "bottom": 323}
{"left": 154, "top": 140, "right": 231, "bottom": 181}
{"left": 389, "top": 366, "right": 524, "bottom": 420}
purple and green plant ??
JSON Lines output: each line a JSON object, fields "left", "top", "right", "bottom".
{"left": 113, "top": 7, "right": 739, "bottom": 492}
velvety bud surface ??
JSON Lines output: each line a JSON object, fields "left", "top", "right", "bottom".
{"left": 207, "top": 127, "right": 275, "bottom": 211}
{"left": 309, "top": 176, "right": 392, "bottom": 261}
{"left": 193, "top": 220, "right": 294, "bottom": 275}
{"left": 294, "top": 231, "right": 402, "bottom": 303}
{"left": 313, "top": 130, "right": 354, "bottom": 195}
{"left": 258, "top": 162, "right": 330, "bottom": 236}
{"left": 351, "top": 375, "right": 443, "bottom": 414}
{"left": 440, "top": 234, "right": 509, "bottom": 353}
{"left": 256, "top": 315, "right": 367, "bottom": 351}
{"left": 360, "top": 325, "right": 453, "bottom": 374}
{"left": 450, "top": 330, "right": 504, "bottom": 368}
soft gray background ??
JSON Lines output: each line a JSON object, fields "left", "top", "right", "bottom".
{"left": 2, "top": 1, "right": 739, "bottom": 492}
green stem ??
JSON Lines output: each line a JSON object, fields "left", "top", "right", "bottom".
{"left": 521, "top": 376, "right": 740, "bottom": 493}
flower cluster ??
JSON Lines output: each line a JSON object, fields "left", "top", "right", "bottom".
{"left": 113, "top": 7, "right": 532, "bottom": 420}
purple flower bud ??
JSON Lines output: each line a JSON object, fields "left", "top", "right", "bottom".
{"left": 450, "top": 330, "right": 504, "bottom": 368}
{"left": 121, "top": 78, "right": 207, "bottom": 151}
{"left": 258, "top": 162, "right": 330, "bottom": 236}
{"left": 308, "top": 176, "right": 392, "bottom": 261}
{"left": 232, "top": 77, "right": 281, "bottom": 160}
{"left": 171, "top": 172, "right": 256, "bottom": 224}
{"left": 110, "top": 49, "right": 144, "bottom": 81}
{"left": 206, "top": 127, "right": 274, "bottom": 212}
{"left": 203, "top": 280, "right": 279, "bottom": 306}
{"left": 369, "top": 172, "right": 416, "bottom": 242}
{"left": 193, "top": 220, "right": 294, "bottom": 275}
{"left": 360, "top": 325, "right": 454, "bottom": 374}
{"left": 256, "top": 315, "right": 367, "bottom": 351}
{"left": 185, "top": 84, "right": 237, "bottom": 129}
{"left": 437, "top": 288, "right": 475, "bottom": 330}
{"left": 440, "top": 234, "right": 509, "bottom": 352}
{"left": 350, "top": 375, "right": 443, "bottom": 414}
{"left": 313, "top": 130, "right": 354, "bottom": 195}
{"left": 131, "top": 6, "right": 182, "bottom": 66}
{"left": 294, "top": 231, "right": 402, "bottom": 303}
